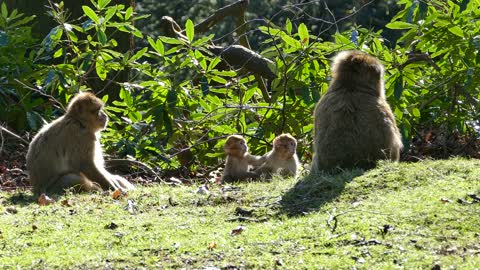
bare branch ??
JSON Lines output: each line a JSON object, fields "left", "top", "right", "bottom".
{"left": 189, "top": 0, "right": 250, "bottom": 34}
{"left": 401, "top": 53, "right": 440, "bottom": 71}
{"left": 209, "top": 45, "right": 276, "bottom": 80}
{"left": 0, "top": 125, "right": 29, "bottom": 145}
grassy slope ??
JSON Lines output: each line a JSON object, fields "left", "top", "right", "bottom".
{"left": 1, "top": 158, "right": 479, "bottom": 269}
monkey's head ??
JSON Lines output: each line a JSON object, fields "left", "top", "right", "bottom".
{"left": 224, "top": 135, "right": 248, "bottom": 157}
{"left": 331, "top": 51, "right": 384, "bottom": 94}
{"left": 273, "top": 133, "right": 297, "bottom": 159}
{"left": 66, "top": 92, "right": 108, "bottom": 133}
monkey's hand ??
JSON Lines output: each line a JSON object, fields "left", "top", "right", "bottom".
{"left": 246, "top": 153, "right": 267, "bottom": 167}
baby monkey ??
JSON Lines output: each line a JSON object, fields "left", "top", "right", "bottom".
{"left": 254, "top": 133, "right": 300, "bottom": 178}
{"left": 221, "top": 135, "right": 266, "bottom": 183}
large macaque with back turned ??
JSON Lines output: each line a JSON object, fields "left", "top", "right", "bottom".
{"left": 26, "top": 92, "right": 135, "bottom": 195}
{"left": 254, "top": 134, "right": 300, "bottom": 178}
{"left": 311, "top": 50, "right": 403, "bottom": 173}
{"left": 221, "top": 135, "right": 266, "bottom": 183}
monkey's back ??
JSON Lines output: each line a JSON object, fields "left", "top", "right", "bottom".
{"left": 312, "top": 88, "right": 401, "bottom": 171}
{"left": 26, "top": 116, "right": 96, "bottom": 193}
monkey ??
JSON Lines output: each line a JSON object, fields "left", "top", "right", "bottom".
{"left": 311, "top": 50, "right": 403, "bottom": 173}
{"left": 221, "top": 135, "right": 266, "bottom": 183}
{"left": 26, "top": 92, "right": 135, "bottom": 195}
{"left": 254, "top": 133, "right": 300, "bottom": 178}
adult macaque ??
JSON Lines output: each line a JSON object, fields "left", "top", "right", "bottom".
{"left": 254, "top": 134, "right": 300, "bottom": 178}
{"left": 221, "top": 135, "right": 266, "bottom": 183}
{"left": 311, "top": 50, "right": 403, "bottom": 172}
{"left": 26, "top": 92, "right": 134, "bottom": 195}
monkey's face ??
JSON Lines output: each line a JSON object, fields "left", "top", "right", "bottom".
{"left": 274, "top": 136, "right": 297, "bottom": 158}
{"left": 67, "top": 92, "right": 108, "bottom": 133}
{"left": 224, "top": 136, "right": 248, "bottom": 157}
{"left": 84, "top": 105, "right": 108, "bottom": 132}
{"left": 95, "top": 109, "right": 108, "bottom": 130}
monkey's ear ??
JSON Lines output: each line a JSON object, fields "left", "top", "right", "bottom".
{"left": 67, "top": 100, "right": 82, "bottom": 115}
{"left": 351, "top": 55, "right": 364, "bottom": 65}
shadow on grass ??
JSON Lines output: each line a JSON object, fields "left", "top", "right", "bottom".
{"left": 279, "top": 169, "right": 365, "bottom": 216}
{"left": 6, "top": 191, "right": 36, "bottom": 206}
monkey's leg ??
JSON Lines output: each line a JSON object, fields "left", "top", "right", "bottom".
{"left": 47, "top": 173, "right": 102, "bottom": 194}
{"left": 111, "top": 175, "right": 135, "bottom": 190}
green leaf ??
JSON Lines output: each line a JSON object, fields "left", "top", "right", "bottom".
{"left": 153, "top": 38, "right": 165, "bottom": 56}
{"left": 97, "top": 30, "right": 107, "bottom": 45}
{"left": 212, "top": 125, "right": 238, "bottom": 134}
{"left": 386, "top": 21, "right": 415, "bottom": 29}
{"left": 394, "top": 107, "right": 403, "bottom": 120}
{"left": 44, "top": 70, "right": 57, "bottom": 87}
{"left": 98, "top": 0, "right": 111, "bottom": 9}
{"left": 27, "top": 111, "right": 43, "bottom": 130}
{"left": 211, "top": 76, "right": 227, "bottom": 84}
{"left": 298, "top": 23, "right": 309, "bottom": 45}
{"left": 459, "top": 0, "right": 469, "bottom": 12}
{"left": 159, "top": 36, "right": 185, "bottom": 45}
{"left": 120, "top": 88, "right": 133, "bottom": 105}
{"left": 166, "top": 89, "right": 177, "bottom": 109}
{"left": 185, "top": 19, "right": 194, "bottom": 42}
{"left": 53, "top": 48, "right": 63, "bottom": 58}
{"left": 129, "top": 47, "right": 148, "bottom": 62}
{"left": 200, "top": 76, "right": 209, "bottom": 96}
{"left": 394, "top": 77, "right": 403, "bottom": 100}
{"left": 448, "top": 26, "right": 464, "bottom": 37}
{"left": 82, "top": 6, "right": 99, "bottom": 24}
{"left": 300, "top": 86, "right": 312, "bottom": 104}
{"left": 104, "top": 6, "right": 117, "bottom": 22}
{"left": 82, "top": 53, "right": 93, "bottom": 71}
{"left": 412, "top": 107, "right": 421, "bottom": 118}
{"left": 406, "top": 0, "right": 417, "bottom": 23}
{"left": 1, "top": 3, "right": 7, "bottom": 18}
{"left": 285, "top": 18, "right": 292, "bottom": 34}
{"left": 125, "top": 7, "right": 133, "bottom": 20}
{"left": 96, "top": 62, "right": 107, "bottom": 80}
{"left": 281, "top": 34, "right": 301, "bottom": 48}
{"left": 207, "top": 57, "right": 221, "bottom": 71}
{"left": 243, "top": 87, "right": 257, "bottom": 103}
{"left": 205, "top": 95, "right": 222, "bottom": 106}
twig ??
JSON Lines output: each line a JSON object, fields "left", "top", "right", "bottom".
{"left": 13, "top": 79, "right": 64, "bottom": 110}
{"left": 187, "top": 0, "right": 250, "bottom": 34}
{"left": 226, "top": 216, "right": 268, "bottom": 223}
{"left": 0, "top": 125, "right": 4, "bottom": 154}
{"left": 400, "top": 53, "right": 440, "bottom": 71}
{"left": 105, "top": 158, "right": 165, "bottom": 183}
{"left": 327, "top": 209, "right": 390, "bottom": 233}
{"left": 0, "top": 126, "right": 29, "bottom": 145}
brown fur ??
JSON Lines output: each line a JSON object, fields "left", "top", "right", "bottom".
{"left": 221, "top": 135, "right": 266, "bottom": 183}
{"left": 26, "top": 92, "right": 135, "bottom": 195}
{"left": 255, "top": 134, "right": 300, "bottom": 178}
{"left": 311, "top": 51, "right": 403, "bottom": 172}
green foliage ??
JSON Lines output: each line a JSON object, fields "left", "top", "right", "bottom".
{"left": 386, "top": 0, "right": 480, "bottom": 136}
{"left": 1, "top": 0, "right": 479, "bottom": 171}
{"left": 0, "top": 3, "right": 38, "bottom": 130}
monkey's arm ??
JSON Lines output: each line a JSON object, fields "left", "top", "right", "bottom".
{"left": 245, "top": 153, "right": 267, "bottom": 166}
{"left": 80, "top": 161, "right": 119, "bottom": 190}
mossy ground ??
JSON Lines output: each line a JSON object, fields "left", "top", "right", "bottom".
{"left": 1, "top": 158, "right": 479, "bottom": 269}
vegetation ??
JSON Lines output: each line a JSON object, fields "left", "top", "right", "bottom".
{"left": 1, "top": 0, "right": 479, "bottom": 172}
{"left": 1, "top": 159, "right": 480, "bottom": 268}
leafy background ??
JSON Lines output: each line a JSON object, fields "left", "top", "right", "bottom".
{"left": 0, "top": 0, "right": 479, "bottom": 180}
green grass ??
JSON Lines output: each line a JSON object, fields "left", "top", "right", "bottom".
{"left": 1, "top": 158, "right": 480, "bottom": 269}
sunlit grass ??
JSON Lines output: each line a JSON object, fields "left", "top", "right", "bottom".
{"left": 1, "top": 158, "right": 479, "bottom": 269}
